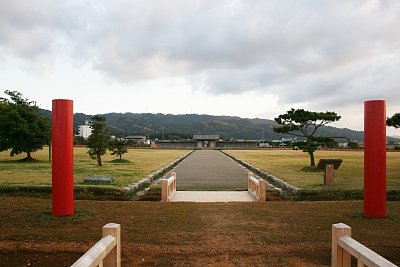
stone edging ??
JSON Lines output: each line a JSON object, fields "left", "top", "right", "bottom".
{"left": 123, "top": 150, "right": 194, "bottom": 193}
{"left": 221, "top": 150, "right": 301, "bottom": 194}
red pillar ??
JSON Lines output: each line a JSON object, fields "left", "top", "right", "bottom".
{"left": 52, "top": 99, "right": 74, "bottom": 216}
{"left": 364, "top": 100, "right": 386, "bottom": 218}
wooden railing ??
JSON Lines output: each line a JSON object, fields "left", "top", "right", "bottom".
{"left": 161, "top": 172, "right": 177, "bottom": 202}
{"left": 332, "top": 223, "right": 397, "bottom": 267}
{"left": 71, "top": 223, "right": 121, "bottom": 267}
{"left": 247, "top": 172, "right": 267, "bottom": 202}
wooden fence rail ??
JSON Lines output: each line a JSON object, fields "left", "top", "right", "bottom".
{"left": 247, "top": 172, "right": 267, "bottom": 202}
{"left": 332, "top": 223, "right": 397, "bottom": 267}
{"left": 161, "top": 172, "right": 177, "bottom": 202}
{"left": 71, "top": 223, "right": 121, "bottom": 267}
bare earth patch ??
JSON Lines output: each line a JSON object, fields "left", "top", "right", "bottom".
{"left": 0, "top": 197, "right": 399, "bottom": 266}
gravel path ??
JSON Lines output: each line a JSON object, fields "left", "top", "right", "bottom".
{"left": 173, "top": 150, "right": 249, "bottom": 190}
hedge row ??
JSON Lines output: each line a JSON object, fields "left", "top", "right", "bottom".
{"left": 0, "top": 185, "right": 130, "bottom": 201}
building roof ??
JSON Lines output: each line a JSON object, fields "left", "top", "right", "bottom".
{"left": 125, "top": 135, "right": 146, "bottom": 139}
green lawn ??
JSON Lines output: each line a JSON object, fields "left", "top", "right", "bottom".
{"left": 226, "top": 149, "right": 400, "bottom": 190}
{"left": 0, "top": 147, "right": 189, "bottom": 187}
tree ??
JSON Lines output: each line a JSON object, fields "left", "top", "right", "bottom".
{"left": 74, "top": 136, "right": 86, "bottom": 146}
{"left": 387, "top": 113, "right": 400, "bottom": 128}
{"left": 347, "top": 141, "right": 360, "bottom": 149}
{"left": 0, "top": 90, "right": 50, "bottom": 160}
{"left": 108, "top": 138, "right": 128, "bottom": 160}
{"left": 87, "top": 115, "right": 110, "bottom": 166}
{"left": 273, "top": 108, "right": 341, "bottom": 167}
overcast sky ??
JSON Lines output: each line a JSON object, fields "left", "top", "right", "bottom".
{"left": 1, "top": 0, "right": 400, "bottom": 135}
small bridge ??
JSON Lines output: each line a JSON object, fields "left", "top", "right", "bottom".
{"left": 159, "top": 150, "right": 267, "bottom": 202}
{"left": 161, "top": 171, "right": 266, "bottom": 202}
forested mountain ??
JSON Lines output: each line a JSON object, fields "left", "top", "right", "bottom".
{"left": 39, "top": 110, "right": 374, "bottom": 142}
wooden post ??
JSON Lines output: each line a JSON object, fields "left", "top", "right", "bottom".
{"left": 171, "top": 172, "right": 176, "bottom": 192}
{"left": 52, "top": 99, "right": 74, "bottom": 216}
{"left": 248, "top": 172, "right": 253, "bottom": 192}
{"left": 103, "top": 223, "right": 121, "bottom": 267}
{"left": 364, "top": 100, "right": 386, "bottom": 218}
{"left": 332, "top": 223, "right": 351, "bottom": 267}
{"left": 325, "top": 164, "right": 335, "bottom": 186}
{"left": 161, "top": 179, "right": 168, "bottom": 202}
{"left": 258, "top": 179, "right": 267, "bottom": 202}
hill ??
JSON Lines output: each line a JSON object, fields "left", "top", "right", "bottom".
{"left": 39, "top": 110, "right": 372, "bottom": 142}
{"left": 40, "top": 109, "right": 400, "bottom": 143}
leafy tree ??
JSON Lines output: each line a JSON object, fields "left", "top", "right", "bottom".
{"left": 0, "top": 90, "right": 50, "bottom": 160}
{"left": 74, "top": 136, "right": 87, "bottom": 146}
{"left": 387, "top": 113, "right": 400, "bottom": 128}
{"left": 87, "top": 115, "right": 110, "bottom": 166}
{"left": 319, "top": 138, "right": 339, "bottom": 148}
{"left": 347, "top": 141, "right": 360, "bottom": 149}
{"left": 273, "top": 109, "right": 341, "bottom": 167}
{"left": 108, "top": 138, "right": 128, "bottom": 160}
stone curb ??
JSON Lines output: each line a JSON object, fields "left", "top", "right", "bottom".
{"left": 221, "top": 150, "right": 301, "bottom": 194}
{"left": 122, "top": 150, "right": 194, "bottom": 193}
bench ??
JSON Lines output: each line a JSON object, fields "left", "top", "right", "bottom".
{"left": 84, "top": 175, "right": 114, "bottom": 184}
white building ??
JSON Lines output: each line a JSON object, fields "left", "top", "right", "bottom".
{"left": 124, "top": 135, "right": 146, "bottom": 145}
{"left": 78, "top": 124, "right": 92, "bottom": 139}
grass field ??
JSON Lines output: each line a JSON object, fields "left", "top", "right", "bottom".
{"left": 226, "top": 149, "right": 400, "bottom": 190}
{"left": 0, "top": 197, "right": 399, "bottom": 266}
{"left": 0, "top": 147, "right": 188, "bottom": 187}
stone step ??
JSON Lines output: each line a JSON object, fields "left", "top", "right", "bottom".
{"left": 171, "top": 191, "right": 255, "bottom": 202}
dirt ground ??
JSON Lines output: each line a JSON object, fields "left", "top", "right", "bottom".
{"left": 0, "top": 197, "right": 399, "bottom": 267}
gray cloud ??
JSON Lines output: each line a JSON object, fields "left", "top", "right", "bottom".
{"left": 1, "top": 0, "right": 400, "bottom": 108}
{"left": 0, "top": 1, "right": 65, "bottom": 58}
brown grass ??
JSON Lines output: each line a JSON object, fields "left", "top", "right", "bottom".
{"left": 0, "top": 147, "right": 188, "bottom": 187}
{"left": 226, "top": 149, "right": 400, "bottom": 190}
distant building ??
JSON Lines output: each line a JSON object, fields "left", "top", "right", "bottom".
{"left": 154, "top": 140, "right": 196, "bottom": 148}
{"left": 338, "top": 142, "right": 348, "bottom": 148}
{"left": 193, "top": 134, "right": 220, "bottom": 148}
{"left": 154, "top": 134, "right": 259, "bottom": 148}
{"left": 78, "top": 121, "right": 92, "bottom": 139}
{"left": 258, "top": 142, "right": 271, "bottom": 148}
{"left": 125, "top": 135, "right": 147, "bottom": 145}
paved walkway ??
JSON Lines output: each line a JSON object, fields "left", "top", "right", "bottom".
{"left": 171, "top": 191, "right": 254, "bottom": 202}
{"left": 173, "top": 150, "right": 249, "bottom": 190}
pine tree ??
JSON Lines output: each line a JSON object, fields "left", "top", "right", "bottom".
{"left": 387, "top": 113, "right": 400, "bottom": 128}
{"left": 274, "top": 108, "right": 341, "bottom": 167}
{"left": 87, "top": 115, "right": 110, "bottom": 166}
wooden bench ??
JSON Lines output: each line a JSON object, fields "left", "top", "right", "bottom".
{"left": 317, "top": 159, "right": 342, "bottom": 186}
{"left": 332, "top": 223, "right": 397, "bottom": 267}
{"left": 161, "top": 172, "right": 177, "bottom": 202}
{"left": 247, "top": 172, "right": 267, "bottom": 202}
{"left": 71, "top": 223, "right": 121, "bottom": 267}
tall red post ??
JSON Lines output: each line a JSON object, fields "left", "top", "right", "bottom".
{"left": 52, "top": 99, "right": 74, "bottom": 216}
{"left": 364, "top": 100, "right": 386, "bottom": 218}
